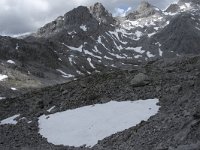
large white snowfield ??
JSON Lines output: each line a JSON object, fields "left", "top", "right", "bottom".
{"left": 38, "top": 99, "right": 160, "bottom": 147}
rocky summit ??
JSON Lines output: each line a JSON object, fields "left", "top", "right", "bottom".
{"left": 0, "top": 0, "right": 200, "bottom": 149}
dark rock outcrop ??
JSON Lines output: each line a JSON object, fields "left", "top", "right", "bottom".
{"left": 126, "top": 1, "right": 161, "bottom": 20}
{"left": 89, "top": 2, "right": 116, "bottom": 25}
{"left": 165, "top": 4, "right": 180, "bottom": 13}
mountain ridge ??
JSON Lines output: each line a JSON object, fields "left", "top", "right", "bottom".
{"left": 0, "top": 0, "right": 200, "bottom": 96}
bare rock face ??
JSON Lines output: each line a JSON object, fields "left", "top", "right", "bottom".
{"left": 137, "top": 1, "right": 159, "bottom": 17}
{"left": 36, "top": 16, "right": 64, "bottom": 37}
{"left": 0, "top": 36, "right": 59, "bottom": 69}
{"left": 37, "top": 6, "right": 99, "bottom": 37}
{"left": 165, "top": 4, "right": 180, "bottom": 13}
{"left": 137, "top": 1, "right": 153, "bottom": 13}
{"left": 89, "top": 2, "right": 115, "bottom": 25}
{"left": 36, "top": 3, "right": 115, "bottom": 38}
{"left": 126, "top": 1, "right": 161, "bottom": 20}
{"left": 64, "top": 6, "right": 94, "bottom": 26}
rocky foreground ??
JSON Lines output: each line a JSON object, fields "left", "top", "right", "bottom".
{"left": 0, "top": 55, "right": 200, "bottom": 150}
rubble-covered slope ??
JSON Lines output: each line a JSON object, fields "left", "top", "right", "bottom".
{"left": 0, "top": 55, "right": 200, "bottom": 150}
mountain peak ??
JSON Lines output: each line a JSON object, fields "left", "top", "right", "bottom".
{"left": 89, "top": 2, "right": 115, "bottom": 24}
{"left": 137, "top": 1, "right": 152, "bottom": 12}
{"left": 91, "top": 2, "right": 105, "bottom": 10}
{"left": 137, "top": 0, "right": 160, "bottom": 13}
{"left": 36, "top": 6, "right": 94, "bottom": 37}
{"left": 165, "top": 4, "right": 180, "bottom": 13}
{"left": 126, "top": 0, "right": 161, "bottom": 20}
{"left": 64, "top": 6, "right": 92, "bottom": 25}
{"left": 89, "top": 2, "right": 106, "bottom": 17}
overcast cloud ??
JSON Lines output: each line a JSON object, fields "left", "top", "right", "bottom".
{"left": 0, "top": 0, "right": 177, "bottom": 35}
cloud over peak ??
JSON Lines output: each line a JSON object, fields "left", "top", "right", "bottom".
{"left": 0, "top": 0, "right": 177, "bottom": 35}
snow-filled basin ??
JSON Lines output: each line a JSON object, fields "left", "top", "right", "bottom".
{"left": 38, "top": 99, "right": 160, "bottom": 147}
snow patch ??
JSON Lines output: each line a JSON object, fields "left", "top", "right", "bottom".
{"left": 196, "top": 27, "right": 200, "bottom": 31}
{"left": 87, "top": 58, "right": 95, "bottom": 69}
{"left": 156, "top": 42, "right": 163, "bottom": 56}
{"left": 97, "top": 36, "right": 101, "bottom": 43}
{"left": 68, "top": 31, "right": 76, "bottom": 35}
{"left": 148, "top": 32, "right": 157, "bottom": 37}
{"left": 134, "top": 55, "right": 142, "bottom": 59}
{"left": 126, "top": 46, "right": 145, "bottom": 54}
{"left": 108, "top": 52, "right": 126, "bottom": 59}
{"left": 0, "top": 97, "right": 6, "bottom": 100}
{"left": 63, "top": 43, "right": 83, "bottom": 52}
{"left": 68, "top": 45, "right": 83, "bottom": 52}
{"left": 93, "top": 46, "right": 102, "bottom": 54}
{"left": 180, "top": 3, "right": 191, "bottom": 11}
{"left": 155, "top": 42, "right": 162, "bottom": 47}
{"left": 7, "top": 60, "right": 15, "bottom": 64}
{"left": 84, "top": 50, "right": 102, "bottom": 59}
{"left": 76, "top": 70, "right": 84, "bottom": 75}
{"left": 47, "top": 106, "right": 56, "bottom": 113}
{"left": 185, "top": 3, "right": 191, "bottom": 8}
{"left": 164, "top": 12, "right": 177, "bottom": 16}
{"left": 146, "top": 51, "right": 155, "bottom": 58}
{"left": 154, "top": 27, "right": 159, "bottom": 30}
{"left": 80, "top": 25, "right": 87, "bottom": 31}
{"left": 125, "top": 20, "right": 143, "bottom": 28}
{"left": 111, "top": 64, "right": 117, "bottom": 68}
{"left": 180, "top": 5, "right": 186, "bottom": 10}
{"left": 135, "top": 30, "right": 143, "bottom": 40}
{"left": 11, "top": 87, "right": 17, "bottom": 91}
{"left": 0, "top": 114, "right": 20, "bottom": 125}
{"left": 159, "top": 49, "right": 163, "bottom": 56}
{"left": 56, "top": 69, "right": 74, "bottom": 78}
{"left": 38, "top": 99, "right": 160, "bottom": 147}
{"left": 16, "top": 43, "right": 19, "bottom": 50}
{"left": 0, "top": 74, "right": 8, "bottom": 81}
{"left": 10, "top": 32, "right": 31, "bottom": 38}
{"left": 104, "top": 56, "right": 113, "bottom": 60}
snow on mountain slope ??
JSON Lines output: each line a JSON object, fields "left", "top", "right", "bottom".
{"left": 28, "top": 0, "right": 200, "bottom": 79}
{"left": 0, "top": 74, "right": 8, "bottom": 81}
{"left": 1, "top": 0, "right": 200, "bottom": 89}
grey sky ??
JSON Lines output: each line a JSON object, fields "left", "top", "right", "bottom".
{"left": 0, "top": 0, "right": 177, "bottom": 35}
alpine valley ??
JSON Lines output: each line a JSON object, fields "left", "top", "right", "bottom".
{"left": 1, "top": 0, "right": 200, "bottom": 150}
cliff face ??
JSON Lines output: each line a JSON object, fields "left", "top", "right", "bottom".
{"left": 89, "top": 2, "right": 116, "bottom": 25}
